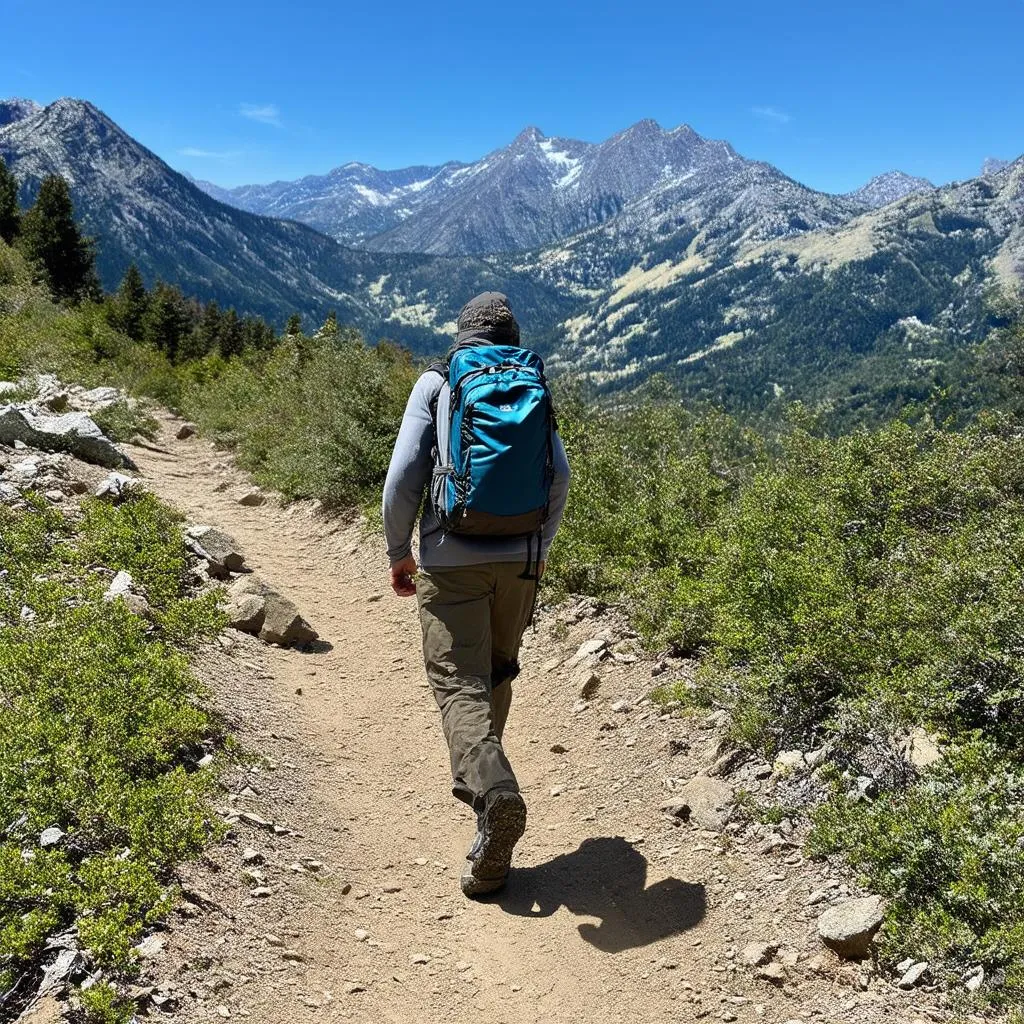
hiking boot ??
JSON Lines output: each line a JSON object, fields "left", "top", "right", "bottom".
{"left": 460, "top": 791, "right": 526, "bottom": 898}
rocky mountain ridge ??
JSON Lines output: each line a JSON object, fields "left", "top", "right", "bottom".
{"left": 196, "top": 118, "right": 923, "bottom": 257}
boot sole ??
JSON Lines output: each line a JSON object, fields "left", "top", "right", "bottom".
{"left": 461, "top": 792, "right": 526, "bottom": 897}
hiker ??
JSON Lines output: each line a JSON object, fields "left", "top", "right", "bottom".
{"left": 383, "top": 292, "right": 571, "bottom": 897}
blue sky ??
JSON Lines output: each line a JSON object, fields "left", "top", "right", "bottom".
{"left": 3, "top": 0, "right": 1022, "bottom": 192}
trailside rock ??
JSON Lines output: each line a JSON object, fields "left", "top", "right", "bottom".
{"left": 185, "top": 525, "right": 246, "bottom": 577}
{"left": 95, "top": 472, "right": 141, "bottom": 502}
{"left": 260, "top": 592, "right": 318, "bottom": 647}
{"left": 223, "top": 575, "right": 318, "bottom": 647}
{"left": 659, "top": 775, "right": 735, "bottom": 830}
{"left": 818, "top": 896, "right": 885, "bottom": 959}
{"left": 226, "top": 593, "right": 266, "bottom": 634}
{"left": 237, "top": 487, "right": 266, "bottom": 507}
{"left": 175, "top": 422, "right": 197, "bottom": 440}
{"left": 0, "top": 405, "right": 135, "bottom": 469}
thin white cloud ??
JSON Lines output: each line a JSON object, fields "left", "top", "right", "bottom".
{"left": 240, "top": 102, "right": 281, "bottom": 126}
{"left": 178, "top": 146, "right": 240, "bottom": 159}
{"left": 752, "top": 105, "right": 792, "bottom": 125}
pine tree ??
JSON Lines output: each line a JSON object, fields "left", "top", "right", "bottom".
{"left": 0, "top": 157, "right": 20, "bottom": 244}
{"left": 18, "top": 175, "right": 100, "bottom": 302}
{"left": 196, "top": 300, "right": 223, "bottom": 355}
{"left": 142, "top": 282, "right": 191, "bottom": 361}
{"left": 317, "top": 310, "right": 339, "bottom": 338}
{"left": 218, "top": 308, "right": 245, "bottom": 358}
{"left": 110, "top": 263, "right": 148, "bottom": 339}
{"left": 285, "top": 313, "right": 302, "bottom": 336}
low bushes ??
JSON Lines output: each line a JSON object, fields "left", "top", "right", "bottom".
{"left": 0, "top": 493, "right": 223, "bottom": 1020}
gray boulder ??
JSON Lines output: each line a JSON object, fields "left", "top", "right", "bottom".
{"left": 818, "top": 896, "right": 885, "bottom": 959}
{"left": 185, "top": 525, "right": 246, "bottom": 577}
{"left": 0, "top": 405, "right": 135, "bottom": 469}
{"left": 223, "top": 575, "right": 318, "bottom": 647}
{"left": 94, "top": 472, "right": 141, "bottom": 502}
{"left": 660, "top": 775, "right": 735, "bottom": 830}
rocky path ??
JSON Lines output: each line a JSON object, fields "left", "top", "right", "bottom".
{"left": 127, "top": 415, "right": 947, "bottom": 1024}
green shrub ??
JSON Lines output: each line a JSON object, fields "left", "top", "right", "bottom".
{"left": 183, "top": 331, "right": 418, "bottom": 508}
{"left": 808, "top": 742, "right": 1024, "bottom": 1005}
{"left": 91, "top": 398, "right": 159, "bottom": 442}
{"left": 0, "top": 493, "right": 221, "bottom": 1013}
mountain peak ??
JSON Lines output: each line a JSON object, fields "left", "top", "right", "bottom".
{"left": 846, "top": 169, "right": 934, "bottom": 209}
{"left": 511, "top": 126, "right": 546, "bottom": 147}
{"left": 982, "top": 157, "right": 1011, "bottom": 176}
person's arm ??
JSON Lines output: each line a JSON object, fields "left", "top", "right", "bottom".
{"left": 541, "top": 431, "right": 571, "bottom": 553}
{"left": 383, "top": 373, "right": 439, "bottom": 590}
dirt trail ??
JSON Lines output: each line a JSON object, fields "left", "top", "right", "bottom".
{"left": 128, "top": 417, "right": 940, "bottom": 1024}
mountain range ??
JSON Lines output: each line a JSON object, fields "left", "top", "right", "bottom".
{"left": 193, "top": 122, "right": 936, "bottom": 255}
{"left": 1, "top": 96, "right": 1021, "bottom": 419}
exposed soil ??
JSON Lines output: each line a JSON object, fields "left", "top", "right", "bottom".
{"left": 123, "top": 414, "right": 952, "bottom": 1024}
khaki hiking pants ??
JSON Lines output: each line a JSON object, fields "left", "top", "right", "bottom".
{"left": 416, "top": 562, "right": 537, "bottom": 811}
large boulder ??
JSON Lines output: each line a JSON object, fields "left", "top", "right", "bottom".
{"left": 818, "top": 896, "right": 885, "bottom": 959}
{"left": 0, "top": 405, "right": 135, "bottom": 469}
{"left": 660, "top": 775, "right": 735, "bottom": 830}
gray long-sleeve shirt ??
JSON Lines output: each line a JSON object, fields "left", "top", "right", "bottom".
{"left": 383, "top": 370, "right": 571, "bottom": 568}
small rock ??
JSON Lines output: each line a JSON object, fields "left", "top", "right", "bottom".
{"left": 242, "top": 847, "right": 263, "bottom": 865}
{"left": 566, "top": 638, "right": 607, "bottom": 669}
{"left": 39, "top": 826, "right": 65, "bottom": 849}
{"left": 44, "top": 489, "right": 64, "bottom": 503}
{"left": 237, "top": 488, "right": 266, "bottom": 506}
{"left": 773, "top": 750, "right": 806, "bottom": 773}
{"left": 818, "top": 896, "right": 885, "bottom": 959}
{"left": 964, "top": 966, "right": 984, "bottom": 993}
{"left": 281, "top": 950, "right": 305, "bottom": 962}
{"left": 659, "top": 775, "right": 735, "bottom": 830}
{"left": 250, "top": 887, "right": 273, "bottom": 898}
{"left": 411, "top": 953, "right": 430, "bottom": 965}
{"left": 264, "top": 934, "right": 284, "bottom": 947}
{"left": 541, "top": 657, "right": 562, "bottom": 673}
{"left": 741, "top": 942, "right": 778, "bottom": 967}
{"left": 755, "top": 963, "right": 787, "bottom": 985}
{"left": 103, "top": 570, "right": 134, "bottom": 602}
{"left": 897, "top": 961, "right": 929, "bottom": 988}
{"left": 354, "top": 929, "right": 369, "bottom": 942}
{"left": 577, "top": 671, "right": 601, "bottom": 700}
{"left": 185, "top": 525, "right": 246, "bottom": 576}
{"left": 175, "top": 422, "right": 197, "bottom": 440}
{"left": 610, "top": 699, "right": 632, "bottom": 714}
{"left": 344, "top": 983, "right": 365, "bottom": 995}
{"left": 550, "top": 743, "right": 568, "bottom": 754}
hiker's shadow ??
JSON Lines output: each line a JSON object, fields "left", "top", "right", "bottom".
{"left": 492, "top": 836, "right": 706, "bottom": 954}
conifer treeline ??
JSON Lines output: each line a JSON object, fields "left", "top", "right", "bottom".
{"left": 0, "top": 156, "right": 322, "bottom": 362}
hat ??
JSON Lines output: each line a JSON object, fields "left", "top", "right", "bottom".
{"left": 455, "top": 291, "right": 520, "bottom": 345}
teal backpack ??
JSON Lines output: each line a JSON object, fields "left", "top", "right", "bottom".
{"left": 429, "top": 343, "right": 555, "bottom": 554}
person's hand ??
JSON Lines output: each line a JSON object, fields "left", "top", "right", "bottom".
{"left": 390, "top": 555, "right": 418, "bottom": 597}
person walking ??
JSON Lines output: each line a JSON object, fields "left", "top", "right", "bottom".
{"left": 383, "top": 292, "right": 571, "bottom": 897}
